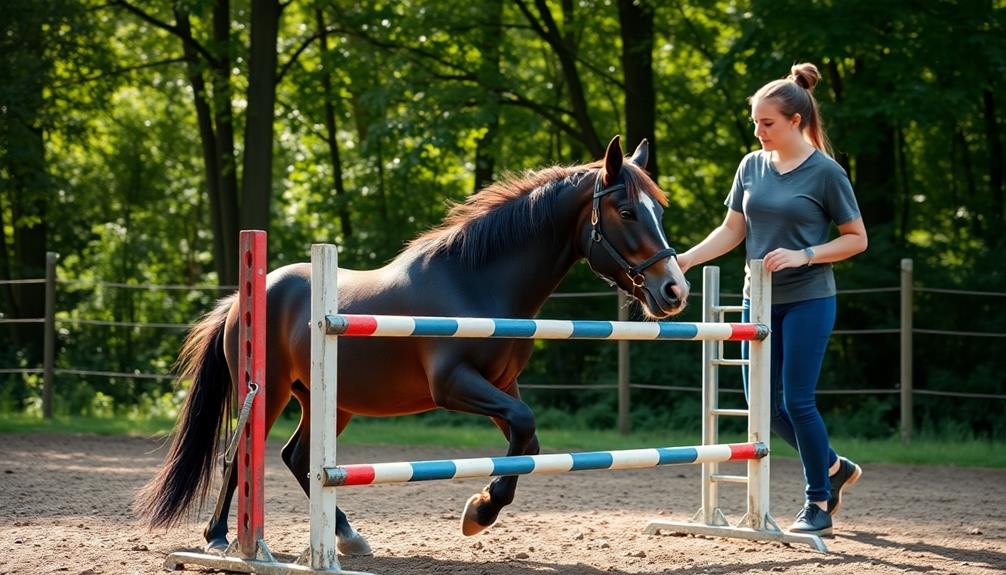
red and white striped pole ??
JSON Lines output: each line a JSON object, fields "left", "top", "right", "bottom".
{"left": 237, "top": 230, "right": 267, "bottom": 557}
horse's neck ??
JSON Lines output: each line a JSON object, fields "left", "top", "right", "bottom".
{"left": 470, "top": 179, "right": 589, "bottom": 317}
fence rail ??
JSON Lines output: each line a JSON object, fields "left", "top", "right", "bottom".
{"left": 0, "top": 368, "right": 44, "bottom": 375}
{"left": 832, "top": 328, "right": 900, "bottom": 335}
{"left": 2, "top": 256, "right": 1004, "bottom": 441}
{"left": 57, "top": 279, "right": 237, "bottom": 291}
{"left": 915, "top": 287, "right": 1006, "bottom": 297}
{"left": 52, "top": 368, "right": 176, "bottom": 381}
{"left": 56, "top": 318, "right": 192, "bottom": 330}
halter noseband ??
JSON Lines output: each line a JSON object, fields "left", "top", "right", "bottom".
{"left": 587, "top": 171, "right": 677, "bottom": 290}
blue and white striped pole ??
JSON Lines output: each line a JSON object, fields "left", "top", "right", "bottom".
{"left": 324, "top": 442, "right": 767, "bottom": 487}
{"left": 326, "top": 314, "right": 769, "bottom": 341}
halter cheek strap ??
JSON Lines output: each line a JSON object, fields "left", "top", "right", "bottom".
{"left": 588, "top": 173, "right": 677, "bottom": 289}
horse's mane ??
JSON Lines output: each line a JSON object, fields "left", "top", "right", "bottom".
{"left": 399, "top": 161, "right": 667, "bottom": 269}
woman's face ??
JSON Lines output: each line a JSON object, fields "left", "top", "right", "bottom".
{"left": 751, "top": 99, "right": 801, "bottom": 152}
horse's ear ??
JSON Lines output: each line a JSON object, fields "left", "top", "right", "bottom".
{"left": 630, "top": 139, "right": 649, "bottom": 170}
{"left": 602, "top": 135, "right": 623, "bottom": 185}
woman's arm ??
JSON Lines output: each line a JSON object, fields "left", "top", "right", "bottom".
{"left": 677, "top": 209, "right": 746, "bottom": 274}
{"left": 763, "top": 217, "right": 868, "bottom": 272}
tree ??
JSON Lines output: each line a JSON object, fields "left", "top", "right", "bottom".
{"left": 1, "top": 2, "right": 49, "bottom": 359}
{"left": 240, "top": 0, "right": 282, "bottom": 233}
{"left": 114, "top": 0, "right": 286, "bottom": 284}
{"left": 618, "top": 0, "right": 659, "bottom": 179}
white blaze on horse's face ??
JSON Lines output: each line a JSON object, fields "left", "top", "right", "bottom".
{"left": 638, "top": 193, "right": 689, "bottom": 317}
{"left": 638, "top": 193, "right": 665, "bottom": 244}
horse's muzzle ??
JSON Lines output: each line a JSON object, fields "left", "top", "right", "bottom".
{"left": 658, "top": 278, "right": 689, "bottom": 317}
{"left": 636, "top": 274, "right": 688, "bottom": 319}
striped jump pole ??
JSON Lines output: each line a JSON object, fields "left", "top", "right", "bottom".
{"left": 324, "top": 443, "right": 766, "bottom": 487}
{"left": 326, "top": 314, "right": 769, "bottom": 341}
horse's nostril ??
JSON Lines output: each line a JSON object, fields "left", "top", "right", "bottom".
{"left": 662, "top": 282, "right": 680, "bottom": 306}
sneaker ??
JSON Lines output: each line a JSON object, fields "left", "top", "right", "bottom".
{"left": 788, "top": 503, "right": 833, "bottom": 536}
{"left": 827, "top": 456, "right": 863, "bottom": 516}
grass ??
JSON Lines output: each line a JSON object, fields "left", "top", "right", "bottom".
{"left": 2, "top": 413, "right": 1004, "bottom": 468}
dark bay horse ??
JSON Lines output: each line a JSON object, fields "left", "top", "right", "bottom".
{"left": 135, "top": 136, "right": 689, "bottom": 555}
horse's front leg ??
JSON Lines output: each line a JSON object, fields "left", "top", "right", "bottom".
{"left": 479, "top": 381, "right": 540, "bottom": 533}
{"left": 430, "top": 363, "right": 538, "bottom": 536}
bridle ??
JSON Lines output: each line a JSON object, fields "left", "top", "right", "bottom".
{"left": 586, "top": 170, "right": 677, "bottom": 293}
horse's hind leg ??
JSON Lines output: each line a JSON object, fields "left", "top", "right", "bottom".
{"left": 282, "top": 381, "right": 372, "bottom": 556}
{"left": 203, "top": 369, "right": 292, "bottom": 552}
{"left": 203, "top": 461, "right": 238, "bottom": 552}
{"left": 430, "top": 366, "right": 539, "bottom": 536}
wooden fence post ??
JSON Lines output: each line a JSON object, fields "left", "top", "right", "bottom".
{"left": 617, "top": 291, "right": 631, "bottom": 434}
{"left": 900, "top": 258, "right": 913, "bottom": 444}
{"left": 43, "top": 252, "right": 58, "bottom": 420}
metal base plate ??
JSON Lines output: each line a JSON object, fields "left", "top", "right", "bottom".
{"left": 164, "top": 551, "right": 375, "bottom": 575}
{"left": 643, "top": 519, "right": 828, "bottom": 553}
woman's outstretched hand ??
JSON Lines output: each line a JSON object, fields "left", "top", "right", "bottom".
{"left": 763, "top": 247, "right": 811, "bottom": 272}
{"left": 675, "top": 252, "right": 694, "bottom": 275}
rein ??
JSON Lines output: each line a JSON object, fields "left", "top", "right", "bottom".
{"left": 586, "top": 171, "right": 677, "bottom": 292}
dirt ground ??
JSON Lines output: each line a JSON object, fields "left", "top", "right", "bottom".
{"left": 1, "top": 433, "right": 1004, "bottom": 575}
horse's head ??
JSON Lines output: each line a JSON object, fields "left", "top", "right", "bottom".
{"left": 582, "top": 136, "right": 689, "bottom": 318}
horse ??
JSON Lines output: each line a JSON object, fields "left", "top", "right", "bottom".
{"left": 134, "top": 135, "right": 689, "bottom": 556}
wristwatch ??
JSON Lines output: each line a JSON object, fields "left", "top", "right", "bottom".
{"left": 803, "top": 247, "right": 815, "bottom": 266}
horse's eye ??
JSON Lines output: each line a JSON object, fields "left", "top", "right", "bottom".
{"left": 618, "top": 209, "right": 634, "bottom": 220}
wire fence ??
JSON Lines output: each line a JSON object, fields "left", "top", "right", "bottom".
{"left": 58, "top": 277, "right": 237, "bottom": 289}
{"left": 2, "top": 258, "right": 1005, "bottom": 430}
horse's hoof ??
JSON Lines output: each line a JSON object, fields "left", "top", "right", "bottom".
{"left": 204, "top": 537, "right": 229, "bottom": 556}
{"left": 460, "top": 490, "right": 495, "bottom": 536}
{"left": 337, "top": 529, "right": 373, "bottom": 557}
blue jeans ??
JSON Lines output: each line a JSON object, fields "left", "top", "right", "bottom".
{"left": 742, "top": 296, "right": 839, "bottom": 503}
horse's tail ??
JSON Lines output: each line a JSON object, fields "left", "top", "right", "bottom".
{"left": 134, "top": 293, "right": 237, "bottom": 528}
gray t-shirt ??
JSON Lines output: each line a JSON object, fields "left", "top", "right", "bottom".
{"left": 725, "top": 149, "right": 861, "bottom": 304}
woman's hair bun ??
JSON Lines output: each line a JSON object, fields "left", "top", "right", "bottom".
{"left": 788, "top": 62, "right": 820, "bottom": 91}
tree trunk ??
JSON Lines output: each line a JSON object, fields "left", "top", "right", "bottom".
{"left": 376, "top": 137, "right": 388, "bottom": 224}
{"left": 116, "top": 151, "right": 141, "bottom": 378}
{"left": 212, "top": 0, "right": 239, "bottom": 285}
{"left": 853, "top": 123, "right": 896, "bottom": 231}
{"left": 316, "top": 8, "right": 353, "bottom": 238}
{"left": 896, "top": 127, "right": 910, "bottom": 244}
{"left": 825, "top": 59, "right": 851, "bottom": 172}
{"left": 850, "top": 60, "right": 895, "bottom": 233}
{"left": 617, "top": 0, "right": 658, "bottom": 179}
{"left": 474, "top": 0, "right": 504, "bottom": 193}
{"left": 0, "top": 186, "right": 13, "bottom": 313}
{"left": 240, "top": 0, "right": 281, "bottom": 233}
{"left": 983, "top": 89, "right": 1003, "bottom": 225}
{"left": 175, "top": 8, "right": 233, "bottom": 286}
{"left": 4, "top": 3, "right": 49, "bottom": 362}
{"left": 956, "top": 129, "right": 981, "bottom": 236}
{"left": 525, "top": 0, "right": 603, "bottom": 158}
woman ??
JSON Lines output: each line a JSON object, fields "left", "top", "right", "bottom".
{"left": 675, "top": 63, "right": 868, "bottom": 536}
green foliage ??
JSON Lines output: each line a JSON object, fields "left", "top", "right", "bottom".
{"left": 0, "top": 0, "right": 1003, "bottom": 443}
